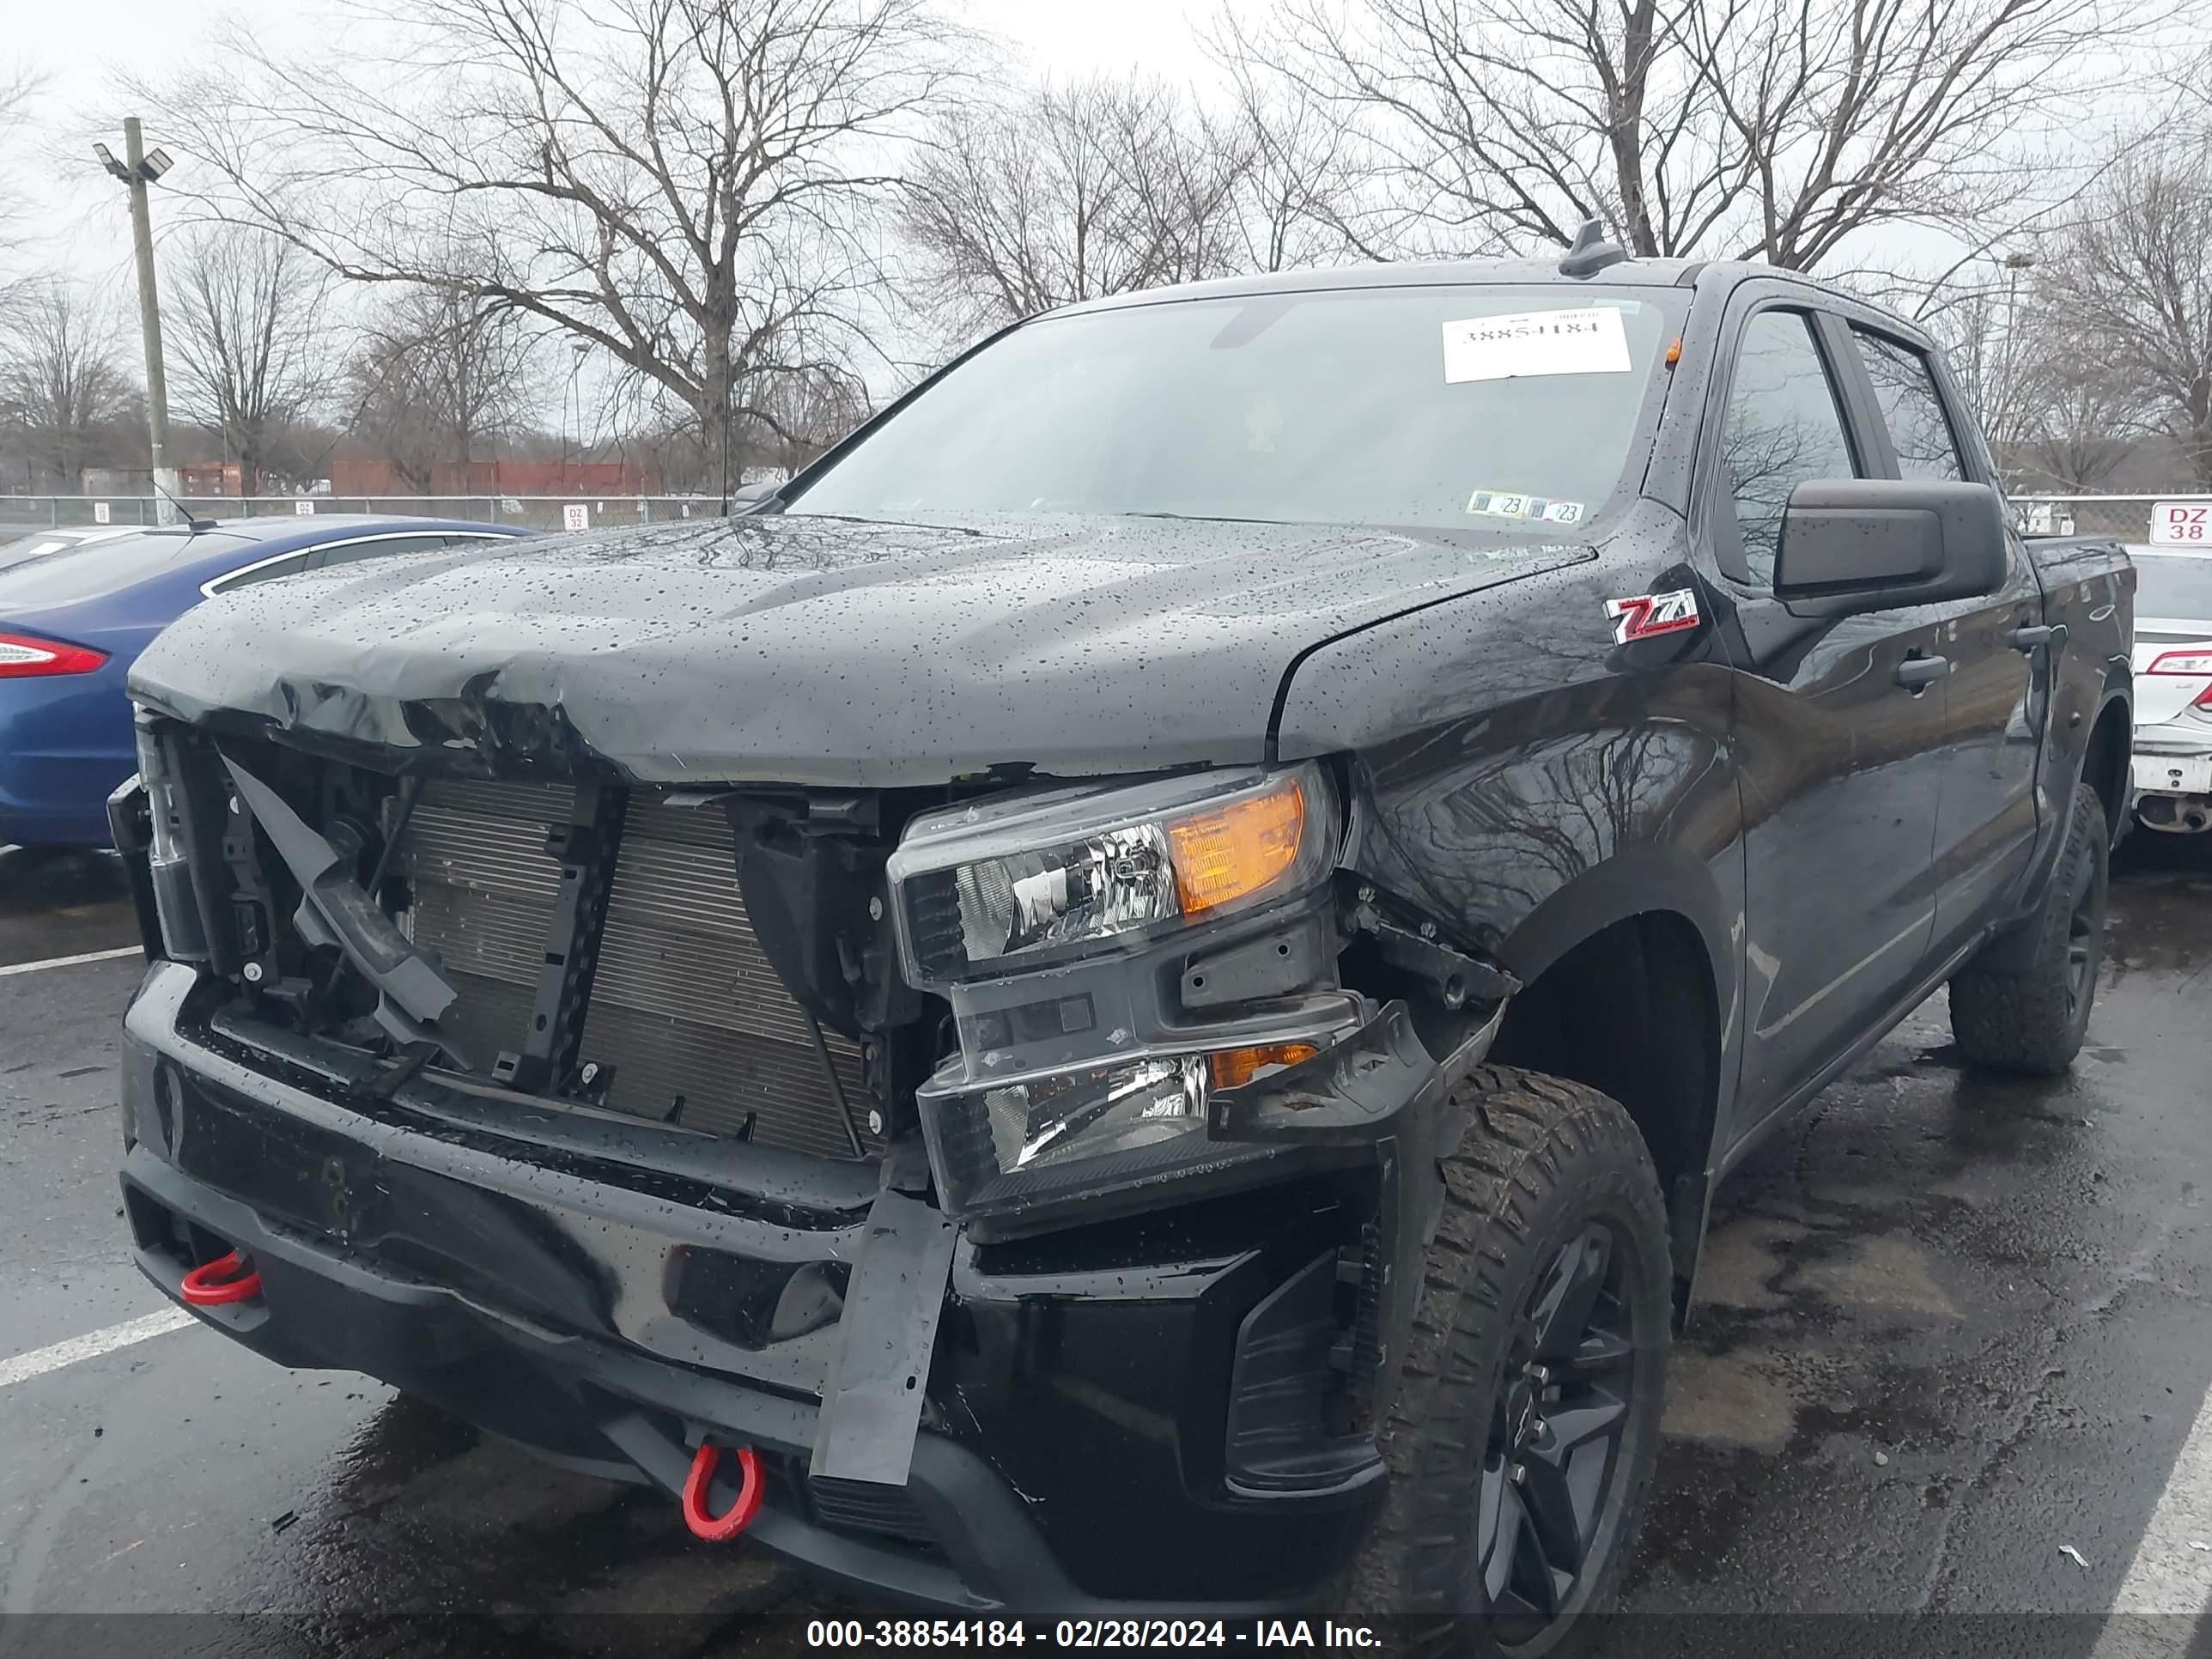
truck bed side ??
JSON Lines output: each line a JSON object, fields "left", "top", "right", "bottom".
{"left": 2021, "top": 531, "right": 2136, "bottom": 874}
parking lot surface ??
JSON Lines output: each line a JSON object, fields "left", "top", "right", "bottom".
{"left": 3, "top": 836, "right": 2211, "bottom": 1655}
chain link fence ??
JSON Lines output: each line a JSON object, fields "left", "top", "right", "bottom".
{"left": 2011, "top": 495, "right": 2212, "bottom": 544}
{"left": 0, "top": 495, "right": 732, "bottom": 537}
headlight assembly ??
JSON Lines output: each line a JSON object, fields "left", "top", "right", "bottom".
{"left": 888, "top": 763, "right": 1359, "bottom": 1222}
{"left": 131, "top": 710, "right": 210, "bottom": 962}
{"left": 887, "top": 763, "right": 1334, "bottom": 985}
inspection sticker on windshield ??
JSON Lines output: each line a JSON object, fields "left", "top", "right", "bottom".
{"left": 1467, "top": 489, "right": 1586, "bottom": 525}
{"left": 1443, "top": 307, "right": 1632, "bottom": 383}
{"left": 1605, "top": 588, "right": 1700, "bottom": 644}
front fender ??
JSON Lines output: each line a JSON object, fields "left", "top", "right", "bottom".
{"left": 1279, "top": 563, "right": 1741, "bottom": 969}
{"left": 1275, "top": 557, "right": 1747, "bottom": 1160}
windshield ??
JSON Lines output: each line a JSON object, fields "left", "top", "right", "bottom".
{"left": 787, "top": 284, "right": 1680, "bottom": 532}
{"left": 2135, "top": 554, "right": 2212, "bottom": 621}
{"left": 0, "top": 530, "right": 250, "bottom": 607}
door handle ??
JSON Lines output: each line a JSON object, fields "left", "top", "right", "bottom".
{"left": 2008, "top": 623, "right": 2065, "bottom": 652}
{"left": 1895, "top": 654, "right": 1950, "bottom": 690}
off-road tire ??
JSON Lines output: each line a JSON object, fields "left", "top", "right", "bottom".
{"left": 1340, "top": 1066, "right": 1672, "bottom": 1656}
{"left": 1950, "top": 781, "right": 2109, "bottom": 1076}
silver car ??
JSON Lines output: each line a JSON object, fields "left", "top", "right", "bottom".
{"left": 2130, "top": 544, "right": 2212, "bottom": 834}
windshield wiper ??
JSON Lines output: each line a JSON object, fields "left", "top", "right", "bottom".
{"left": 780, "top": 510, "right": 989, "bottom": 536}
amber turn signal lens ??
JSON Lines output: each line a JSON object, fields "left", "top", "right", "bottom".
{"left": 1168, "top": 775, "right": 1305, "bottom": 919}
{"left": 1207, "top": 1042, "right": 1319, "bottom": 1091}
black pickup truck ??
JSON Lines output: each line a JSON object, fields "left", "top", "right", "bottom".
{"left": 108, "top": 240, "right": 2133, "bottom": 1645}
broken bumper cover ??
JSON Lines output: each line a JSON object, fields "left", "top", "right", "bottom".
{"left": 117, "top": 963, "right": 1385, "bottom": 1611}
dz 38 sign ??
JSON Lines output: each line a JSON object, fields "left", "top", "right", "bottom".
{"left": 2151, "top": 501, "right": 2209, "bottom": 544}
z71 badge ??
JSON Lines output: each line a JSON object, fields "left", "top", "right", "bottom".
{"left": 1605, "top": 587, "right": 1701, "bottom": 644}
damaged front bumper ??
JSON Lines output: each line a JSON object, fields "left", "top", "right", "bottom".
{"left": 115, "top": 962, "right": 1479, "bottom": 1611}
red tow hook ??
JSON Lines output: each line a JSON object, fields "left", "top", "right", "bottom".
{"left": 680, "top": 1441, "right": 763, "bottom": 1541}
{"left": 179, "top": 1250, "right": 262, "bottom": 1308}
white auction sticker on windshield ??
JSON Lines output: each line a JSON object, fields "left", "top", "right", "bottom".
{"left": 1443, "top": 307, "right": 1632, "bottom": 383}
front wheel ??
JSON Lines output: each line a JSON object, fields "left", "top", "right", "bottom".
{"left": 1950, "top": 780, "right": 2109, "bottom": 1076}
{"left": 1340, "top": 1066, "right": 1672, "bottom": 1656}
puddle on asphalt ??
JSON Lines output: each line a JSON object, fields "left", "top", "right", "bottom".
{"left": 0, "top": 845, "right": 139, "bottom": 965}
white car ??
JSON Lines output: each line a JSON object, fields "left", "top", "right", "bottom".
{"left": 2129, "top": 544, "right": 2212, "bottom": 835}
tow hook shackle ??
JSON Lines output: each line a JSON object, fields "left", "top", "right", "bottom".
{"left": 681, "top": 1441, "right": 763, "bottom": 1542}
{"left": 179, "top": 1249, "right": 263, "bottom": 1307}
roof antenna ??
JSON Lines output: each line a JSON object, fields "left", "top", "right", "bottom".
{"left": 1559, "top": 216, "right": 1628, "bottom": 278}
{"left": 149, "top": 477, "right": 218, "bottom": 535}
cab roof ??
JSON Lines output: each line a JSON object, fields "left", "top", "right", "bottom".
{"left": 1051, "top": 254, "right": 1865, "bottom": 319}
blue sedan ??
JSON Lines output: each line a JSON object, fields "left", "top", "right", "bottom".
{"left": 0, "top": 515, "right": 523, "bottom": 847}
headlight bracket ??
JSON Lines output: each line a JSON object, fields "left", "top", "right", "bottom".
{"left": 1180, "top": 908, "right": 1337, "bottom": 1010}
{"left": 1341, "top": 878, "right": 1520, "bottom": 1012}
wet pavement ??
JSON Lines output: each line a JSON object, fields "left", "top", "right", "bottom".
{"left": 3, "top": 835, "right": 2211, "bottom": 1652}
{"left": 0, "top": 847, "right": 142, "bottom": 967}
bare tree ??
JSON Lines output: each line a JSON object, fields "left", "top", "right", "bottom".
{"left": 1912, "top": 280, "right": 2045, "bottom": 468}
{"left": 1214, "top": 62, "right": 1364, "bottom": 276}
{"left": 2044, "top": 126, "right": 2212, "bottom": 489}
{"left": 0, "top": 65, "right": 43, "bottom": 276}
{"left": 0, "top": 279, "right": 136, "bottom": 490}
{"left": 166, "top": 230, "right": 335, "bottom": 494}
{"left": 138, "top": 0, "right": 965, "bottom": 503}
{"left": 900, "top": 76, "right": 1254, "bottom": 339}
{"left": 2014, "top": 352, "right": 2139, "bottom": 491}
{"left": 0, "top": 67, "right": 31, "bottom": 138}
{"left": 343, "top": 343, "right": 441, "bottom": 495}
{"left": 614, "top": 359, "right": 867, "bottom": 489}
{"left": 750, "top": 362, "right": 872, "bottom": 467}
{"left": 1229, "top": 0, "right": 2176, "bottom": 267}
{"left": 344, "top": 287, "right": 541, "bottom": 491}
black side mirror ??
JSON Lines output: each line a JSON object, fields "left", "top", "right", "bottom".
{"left": 1775, "top": 479, "right": 2007, "bottom": 615}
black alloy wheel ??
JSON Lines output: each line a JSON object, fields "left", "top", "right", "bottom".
{"left": 1339, "top": 1066, "right": 1672, "bottom": 1658}
{"left": 1952, "top": 781, "right": 2109, "bottom": 1076}
{"left": 2061, "top": 829, "right": 2106, "bottom": 1027}
{"left": 1479, "top": 1224, "right": 1640, "bottom": 1644}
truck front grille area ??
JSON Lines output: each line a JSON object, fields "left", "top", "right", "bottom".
{"left": 401, "top": 779, "right": 876, "bottom": 1160}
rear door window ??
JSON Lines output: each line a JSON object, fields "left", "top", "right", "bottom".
{"left": 1851, "top": 329, "right": 1966, "bottom": 482}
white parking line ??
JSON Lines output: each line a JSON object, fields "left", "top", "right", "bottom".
{"left": 2094, "top": 1375, "right": 2212, "bottom": 1655}
{"left": 0, "top": 1308, "right": 196, "bottom": 1391}
{"left": 0, "top": 945, "right": 143, "bottom": 978}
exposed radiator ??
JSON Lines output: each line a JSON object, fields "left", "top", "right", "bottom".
{"left": 400, "top": 778, "right": 872, "bottom": 1160}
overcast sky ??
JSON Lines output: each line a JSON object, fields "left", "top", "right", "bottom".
{"left": 4, "top": 0, "right": 1218, "bottom": 291}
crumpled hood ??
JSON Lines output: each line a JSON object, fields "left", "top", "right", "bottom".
{"left": 128, "top": 512, "right": 1590, "bottom": 786}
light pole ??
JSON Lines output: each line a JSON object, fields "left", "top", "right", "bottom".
{"left": 564, "top": 337, "right": 589, "bottom": 487}
{"left": 94, "top": 118, "right": 177, "bottom": 525}
{"left": 2002, "top": 249, "right": 2036, "bottom": 333}
{"left": 1995, "top": 250, "right": 2037, "bottom": 503}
